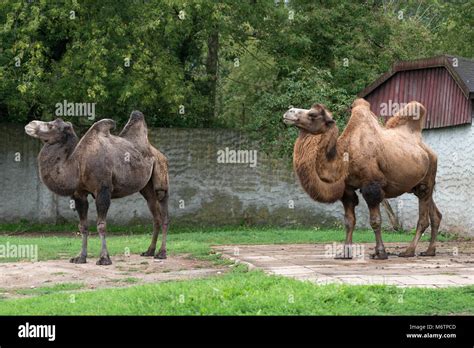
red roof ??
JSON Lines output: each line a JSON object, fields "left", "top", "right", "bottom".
{"left": 359, "top": 55, "right": 474, "bottom": 100}
{"left": 358, "top": 55, "right": 474, "bottom": 129}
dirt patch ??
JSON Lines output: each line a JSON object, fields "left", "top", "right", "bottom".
{"left": 0, "top": 254, "right": 226, "bottom": 299}
{"left": 214, "top": 241, "right": 474, "bottom": 288}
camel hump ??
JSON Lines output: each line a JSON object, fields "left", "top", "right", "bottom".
{"left": 385, "top": 101, "right": 426, "bottom": 132}
{"left": 89, "top": 119, "right": 116, "bottom": 135}
{"left": 351, "top": 98, "right": 371, "bottom": 109}
{"left": 348, "top": 98, "right": 380, "bottom": 124}
{"left": 119, "top": 110, "right": 148, "bottom": 142}
{"left": 130, "top": 110, "right": 145, "bottom": 121}
{"left": 73, "top": 119, "right": 116, "bottom": 154}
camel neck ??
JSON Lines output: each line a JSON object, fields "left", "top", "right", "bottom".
{"left": 61, "top": 132, "right": 79, "bottom": 157}
{"left": 295, "top": 126, "right": 340, "bottom": 163}
{"left": 292, "top": 126, "right": 348, "bottom": 203}
{"left": 38, "top": 132, "right": 80, "bottom": 196}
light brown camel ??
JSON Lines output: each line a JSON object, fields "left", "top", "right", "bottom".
{"left": 25, "top": 111, "right": 169, "bottom": 265}
{"left": 283, "top": 98, "right": 442, "bottom": 259}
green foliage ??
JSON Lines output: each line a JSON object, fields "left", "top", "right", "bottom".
{"left": 0, "top": 0, "right": 222, "bottom": 127}
{"left": 217, "top": 42, "right": 279, "bottom": 128}
{"left": 216, "top": 0, "right": 473, "bottom": 156}
{"left": 0, "top": 0, "right": 472, "bottom": 154}
{"left": 230, "top": 67, "right": 352, "bottom": 158}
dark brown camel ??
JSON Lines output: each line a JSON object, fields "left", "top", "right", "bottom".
{"left": 25, "top": 111, "right": 169, "bottom": 265}
{"left": 283, "top": 99, "right": 442, "bottom": 259}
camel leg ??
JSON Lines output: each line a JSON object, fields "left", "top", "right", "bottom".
{"left": 95, "top": 186, "right": 112, "bottom": 265}
{"left": 70, "top": 195, "right": 89, "bottom": 264}
{"left": 399, "top": 195, "right": 430, "bottom": 257}
{"left": 140, "top": 182, "right": 161, "bottom": 257}
{"left": 335, "top": 190, "right": 358, "bottom": 259}
{"left": 361, "top": 183, "right": 387, "bottom": 260}
{"left": 155, "top": 190, "right": 169, "bottom": 259}
{"left": 140, "top": 180, "right": 169, "bottom": 259}
{"left": 420, "top": 200, "right": 442, "bottom": 257}
{"left": 368, "top": 205, "right": 388, "bottom": 259}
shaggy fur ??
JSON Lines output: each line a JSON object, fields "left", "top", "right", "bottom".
{"left": 283, "top": 98, "right": 442, "bottom": 259}
{"left": 293, "top": 125, "right": 349, "bottom": 203}
{"left": 25, "top": 112, "right": 169, "bottom": 265}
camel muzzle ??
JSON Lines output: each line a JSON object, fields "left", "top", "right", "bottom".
{"left": 25, "top": 122, "right": 40, "bottom": 138}
{"left": 25, "top": 120, "right": 51, "bottom": 138}
{"left": 283, "top": 109, "right": 299, "bottom": 125}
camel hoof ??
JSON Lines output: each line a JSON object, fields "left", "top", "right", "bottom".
{"left": 155, "top": 250, "right": 167, "bottom": 259}
{"left": 96, "top": 256, "right": 112, "bottom": 265}
{"left": 70, "top": 255, "right": 87, "bottom": 264}
{"left": 419, "top": 249, "right": 436, "bottom": 257}
{"left": 398, "top": 250, "right": 415, "bottom": 258}
{"left": 141, "top": 249, "right": 155, "bottom": 257}
{"left": 370, "top": 251, "right": 388, "bottom": 260}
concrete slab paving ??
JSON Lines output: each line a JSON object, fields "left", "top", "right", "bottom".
{"left": 214, "top": 241, "right": 474, "bottom": 288}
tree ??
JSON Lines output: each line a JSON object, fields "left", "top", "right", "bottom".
{"left": 0, "top": 0, "right": 472, "bottom": 158}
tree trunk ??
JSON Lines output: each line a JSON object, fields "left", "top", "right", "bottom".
{"left": 205, "top": 28, "right": 219, "bottom": 126}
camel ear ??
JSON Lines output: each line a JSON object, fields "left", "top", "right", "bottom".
{"left": 312, "top": 103, "right": 326, "bottom": 111}
{"left": 321, "top": 108, "right": 334, "bottom": 126}
{"left": 313, "top": 103, "right": 331, "bottom": 116}
{"left": 312, "top": 103, "right": 334, "bottom": 126}
{"left": 59, "top": 121, "right": 72, "bottom": 131}
{"left": 325, "top": 118, "right": 335, "bottom": 127}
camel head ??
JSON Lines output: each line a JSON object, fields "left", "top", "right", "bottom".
{"left": 283, "top": 103, "right": 335, "bottom": 134}
{"left": 25, "top": 118, "right": 75, "bottom": 144}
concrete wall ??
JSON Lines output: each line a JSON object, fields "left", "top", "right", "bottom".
{"left": 0, "top": 123, "right": 472, "bottom": 236}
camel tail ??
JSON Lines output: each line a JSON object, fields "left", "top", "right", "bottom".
{"left": 385, "top": 101, "right": 426, "bottom": 132}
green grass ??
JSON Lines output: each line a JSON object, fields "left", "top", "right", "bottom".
{"left": 0, "top": 224, "right": 454, "bottom": 263}
{"left": 14, "top": 283, "right": 85, "bottom": 296}
{"left": 0, "top": 267, "right": 472, "bottom": 315}
{"left": 0, "top": 224, "right": 469, "bottom": 315}
{"left": 0, "top": 221, "right": 154, "bottom": 235}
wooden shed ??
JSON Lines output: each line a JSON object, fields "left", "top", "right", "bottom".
{"left": 358, "top": 55, "right": 474, "bottom": 128}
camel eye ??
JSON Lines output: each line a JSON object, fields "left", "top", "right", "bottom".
{"left": 308, "top": 113, "right": 320, "bottom": 119}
